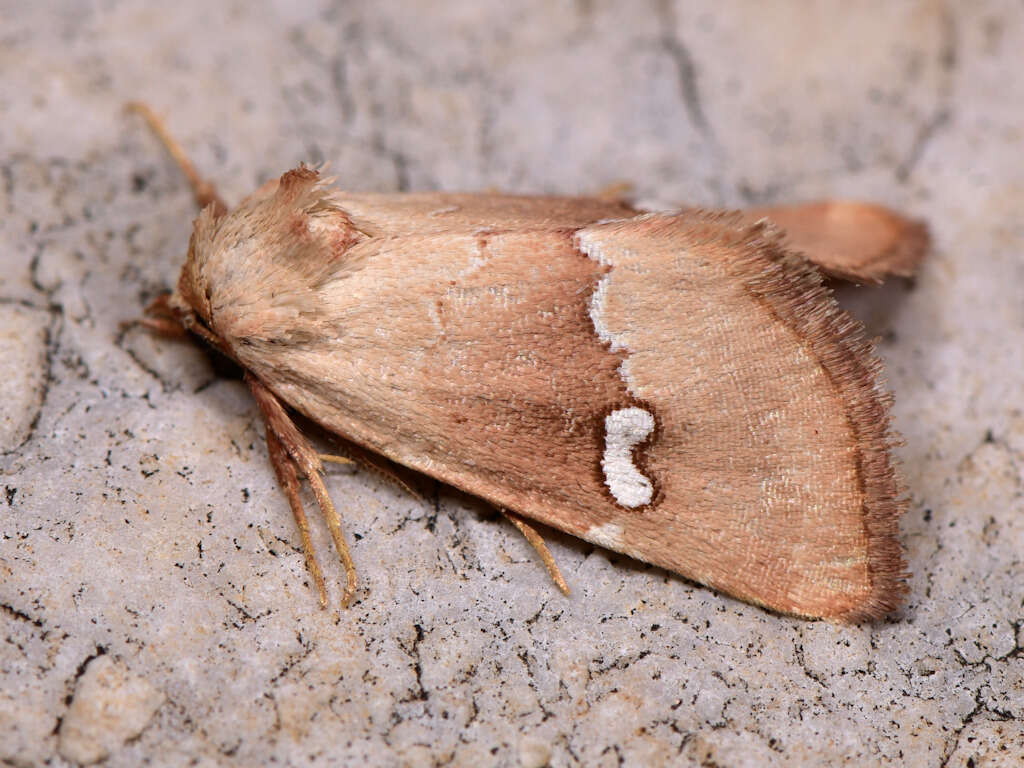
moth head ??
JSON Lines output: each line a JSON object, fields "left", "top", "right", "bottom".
{"left": 169, "top": 166, "right": 365, "bottom": 344}
{"left": 168, "top": 205, "right": 219, "bottom": 329}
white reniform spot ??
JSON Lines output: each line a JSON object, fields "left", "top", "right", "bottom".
{"left": 602, "top": 407, "right": 655, "bottom": 507}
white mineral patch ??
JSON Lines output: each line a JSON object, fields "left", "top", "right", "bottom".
{"left": 601, "top": 406, "right": 655, "bottom": 507}
{"left": 0, "top": 304, "right": 50, "bottom": 453}
{"left": 57, "top": 655, "right": 165, "bottom": 765}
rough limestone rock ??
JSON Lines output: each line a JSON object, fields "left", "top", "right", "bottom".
{"left": 1, "top": 2, "right": 1021, "bottom": 766}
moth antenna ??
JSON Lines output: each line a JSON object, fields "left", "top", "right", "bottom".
{"left": 248, "top": 375, "right": 358, "bottom": 608}
{"left": 125, "top": 101, "right": 228, "bottom": 217}
{"left": 500, "top": 510, "right": 570, "bottom": 596}
{"left": 267, "top": 430, "right": 328, "bottom": 608}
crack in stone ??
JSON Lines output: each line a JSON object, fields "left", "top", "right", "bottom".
{"left": 398, "top": 622, "right": 429, "bottom": 703}
{"left": 52, "top": 645, "right": 109, "bottom": 738}
{"left": 655, "top": 0, "right": 716, "bottom": 150}
{"left": 896, "top": 4, "right": 957, "bottom": 182}
{"left": 0, "top": 302, "right": 59, "bottom": 456}
{"left": 0, "top": 601, "right": 46, "bottom": 629}
{"left": 268, "top": 631, "right": 316, "bottom": 686}
{"left": 897, "top": 108, "right": 952, "bottom": 183}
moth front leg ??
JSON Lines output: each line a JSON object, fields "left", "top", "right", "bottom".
{"left": 246, "top": 374, "right": 359, "bottom": 607}
{"left": 136, "top": 293, "right": 189, "bottom": 338}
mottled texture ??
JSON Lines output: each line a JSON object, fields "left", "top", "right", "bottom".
{"left": 1, "top": 1, "right": 1021, "bottom": 766}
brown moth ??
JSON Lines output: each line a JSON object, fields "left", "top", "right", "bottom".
{"left": 129, "top": 104, "right": 926, "bottom": 622}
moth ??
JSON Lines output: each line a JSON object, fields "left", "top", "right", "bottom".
{"left": 128, "top": 103, "right": 926, "bottom": 622}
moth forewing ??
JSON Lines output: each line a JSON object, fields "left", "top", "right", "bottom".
{"left": 132, "top": 103, "right": 915, "bottom": 621}
{"left": 180, "top": 173, "right": 906, "bottom": 621}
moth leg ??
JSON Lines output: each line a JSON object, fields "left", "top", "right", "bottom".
{"left": 500, "top": 509, "right": 570, "bottom": 596}
{"left": 125, "top": 101, "right": 228, "bottom": 216}
{"left": 266, "top": 429, "right": 328, "bottom": 608}
{"left": 319, "top": 454, "right": 355, "bottom": 466}
{"left": 742, "top": 201, "right": 929, "bottom": 283}
{"left": 322, "top": 443, "right": 424, "bottom": 503}
{"left": 136, "top": 317, "right": 186, "bottom": 338}
{"left": 133, "top": 292, "right": 188, "bottom": 338}
{"left": 247, "top": 374, "right": 359, "bottom": 607}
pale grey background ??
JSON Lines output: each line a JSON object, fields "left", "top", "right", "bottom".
{"left": 1, "top": 1, "right": 1022, "bottom": 766}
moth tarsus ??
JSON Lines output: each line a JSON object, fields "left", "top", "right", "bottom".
{"left": 129, "top": 102, "right": 924, "bottom": 621}
{"left": 267, "top": 428, "right": 329, "bottom": 609}
{"left": 247, "top": 373, "right": 358, "bottom": 608}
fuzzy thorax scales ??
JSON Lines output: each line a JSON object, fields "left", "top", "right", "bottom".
{"left": 169, "top": 166, "right": 907, "bottom": 621}
{"left": 172, "top": 167, "right": 366, "bottom": 344}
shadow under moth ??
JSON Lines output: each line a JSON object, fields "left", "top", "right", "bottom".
{"left": 128, "top": 103, "right": 927, "bottom": 622}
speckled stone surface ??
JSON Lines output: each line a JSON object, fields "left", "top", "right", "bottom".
{"left": 1, "top": 2, "right": 1022, "bottom": 766}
